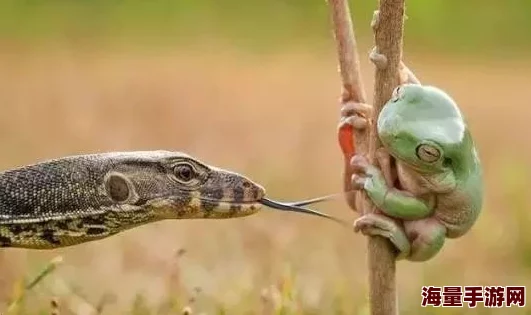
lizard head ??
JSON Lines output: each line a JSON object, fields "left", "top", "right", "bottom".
{"left": 102, "top": 151, "right": 265, "bottom": 219}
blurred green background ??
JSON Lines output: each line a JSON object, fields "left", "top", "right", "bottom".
{"left": 2, "top": 0, "right": 531, "bottom": 56}
{"left": 0, "top": 1, "right": 530, "bottom": 314}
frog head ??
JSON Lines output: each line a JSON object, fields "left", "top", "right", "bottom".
{"left": 377, "top": 84, "right": 471, "bottom": 177}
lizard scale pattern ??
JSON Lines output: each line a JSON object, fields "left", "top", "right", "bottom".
{"left": 0, "top": 151, "right": 265, "bottom": 249}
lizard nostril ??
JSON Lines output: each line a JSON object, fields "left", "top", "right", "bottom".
{"left": 254, "top": 186, "right": 265, "bottom": 200}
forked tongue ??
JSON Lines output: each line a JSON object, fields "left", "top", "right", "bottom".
{"left": 282, "top": 190, "right": 355, "bottom": 207}
{"left": 259, "top": 197, "right": 348, "bottom": 226}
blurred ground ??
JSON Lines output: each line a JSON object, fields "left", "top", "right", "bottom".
{"left": 0, "top": 44, "right": 530, "bottom": 314}
{"left": 1, "top": 1, "right": 531, "bottom": 314}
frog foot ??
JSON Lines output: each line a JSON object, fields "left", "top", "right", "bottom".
{"left": 354, "top": 213, "right": 411, "bottom": 260}
{"left": 350, "top": 155, "right": 388, "bottom": 199}
{"left": 369, "top": 47, "right": 388, "bottom": 70}
{"left": 337, "top": 102, "right": 372, "bottom": 159}
{"left": 339, "top": 101, "right": 372, "bottom": 131}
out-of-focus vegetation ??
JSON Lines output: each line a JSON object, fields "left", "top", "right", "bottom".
{"left": 1, "top": 0, "right": 531, "bottom": 57}
{"left": 0, "top": 0, "right": 530, "bottom": 314}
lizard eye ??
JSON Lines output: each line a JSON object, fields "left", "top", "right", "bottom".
{"left": 173, "top": 163, "right": 197, "bottom": 182}
{"left": 416, "top": 144, "right": 441, "bottom": 163}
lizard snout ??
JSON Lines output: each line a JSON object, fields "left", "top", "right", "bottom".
{"left": 231, "top": 177, "right": 265, "bottom": 203}
{"left": 198, "top": 170, "right": 265, "bottom": 204}
{"left": 241, "top": 179, "right": 265, "bottom": 202}
{"left": 191, "top": 170, "right": 265, "bottom": 218}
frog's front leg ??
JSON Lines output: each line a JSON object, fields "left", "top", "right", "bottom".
{"left": 354, "top": 213, "right": 411, "bottom": 260}
{"left": 368, "top": 47, "right": 420, "bottom": 86}
{"left": 338, "top": 101, "right": 372, "bottom": 212}
{"left": 338, "top": 101, "right": 373, "bottom": 161}
{"left": 399, "top": 62, "right": 421, "bottom": 85}
{"left": 375, "top": 147, "right": 397, "bottom": 188}
{"left": 351, "top": 155, "right": 434, "bottom": 220}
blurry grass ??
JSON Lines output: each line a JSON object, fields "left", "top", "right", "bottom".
{"left": 6, "top": 256, "right": 63, "bottom": 314}
{"left": 499, "top": 159, "right": 531, "bottom": 270}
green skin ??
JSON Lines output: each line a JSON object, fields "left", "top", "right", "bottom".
{"left": 340, "top": 72, "right": 483, "bottom": 262}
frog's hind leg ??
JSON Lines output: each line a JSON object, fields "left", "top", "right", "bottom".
{"left": 404, "top": 218, "right": 446, "bottom": 262}
{"left": 354, "top": 213, "right": 411, "bottom": 260}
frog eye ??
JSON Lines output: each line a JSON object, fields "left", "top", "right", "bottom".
{"left": 416, "top": 144, "right": 441, "bottom": 163}
{"left": 391, "top": 86, "right": 402, "bottom": 102}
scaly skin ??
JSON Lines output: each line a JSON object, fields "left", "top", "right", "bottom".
{"left": 0, "top": 151, "right": 265, "bottom": 249}
{"left": 338, "top": 61, "right": 483, "bottom": 262}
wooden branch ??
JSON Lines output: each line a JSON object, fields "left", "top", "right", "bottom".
{"left": 367, "top": 1, "right": 406, "bottom": 315}
{"left": 328, "top": 0, "right": 367, "bottom": 106}
{"left": 327, "top": 0, "right": 406, "bottom": 314}
{"left": 327, "top": 0, "right": 369, "bottom": 212}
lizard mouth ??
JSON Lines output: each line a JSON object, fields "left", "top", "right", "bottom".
{"left": 199, "top": 197, "right": 262, "bottom": 207}
{"left": 196, "top": 198, "right": 263, "bottom": 217}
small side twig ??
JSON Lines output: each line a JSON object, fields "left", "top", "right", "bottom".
{"left": 328, "top": 0, "right": 368, "bottom": 105}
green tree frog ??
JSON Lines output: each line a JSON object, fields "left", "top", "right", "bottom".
{"left": 338, "top": 63, "right": 483, "bottom": 262}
